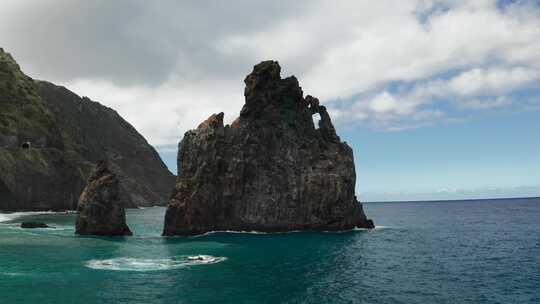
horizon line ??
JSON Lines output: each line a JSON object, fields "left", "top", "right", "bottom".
{"left": 364, "top": 196, "right": 540, "bottom": 204}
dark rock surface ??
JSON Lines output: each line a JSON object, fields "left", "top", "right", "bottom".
{"left": 163, "top": 60, "right": 374, "bottom": 236}
{"left": 20, "top": 222, "right": 53, "bottom": 229}
{"left": 0, "top": 47, "right": 174, "bottom": 211}
{"left": 75, "top": 160, "right": 132, "bottom": 236}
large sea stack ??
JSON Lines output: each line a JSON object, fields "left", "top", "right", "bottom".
{"left": 76, "top": 160, "right": 132, "bottom": 236}
{"left": 0, "top": 48, "right": 174, "bottom": 211}
{"left": 163, "top": 60, "right": 374, "bottom": 236}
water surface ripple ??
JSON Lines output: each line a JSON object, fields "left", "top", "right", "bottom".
{"left": 0, "top": 199, "right": 539, "bottom": 303}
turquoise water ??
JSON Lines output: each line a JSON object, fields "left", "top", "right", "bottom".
{"left": 1, "top": 198, "right": 539, "bottom": 303}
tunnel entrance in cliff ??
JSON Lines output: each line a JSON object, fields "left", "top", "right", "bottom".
{"left": 21, "top": 142, "right": 31, "bottom": 150}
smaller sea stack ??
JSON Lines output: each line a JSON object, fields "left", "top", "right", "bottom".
{"left": 75, "top": 160, "right": 132, "bottom": 236}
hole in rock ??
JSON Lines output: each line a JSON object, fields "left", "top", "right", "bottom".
{"left": 312, "top": 113, "right": 321, "bottom": 129}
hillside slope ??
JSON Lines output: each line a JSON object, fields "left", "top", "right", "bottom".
{"left": 0, "top": 48, "right": 174, "bottom": 211}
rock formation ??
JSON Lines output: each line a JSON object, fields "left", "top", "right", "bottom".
{"left": 163, "top": 60, "right": 374, "bottom": 236}
{"left": 21, "top": 222, "right": 53, "bottom": 229}
{"left": 75, "top": 160, "right": 132, "bottom": 236}
{"left": 0, "top": 47, "right": 174, "bottom": 211}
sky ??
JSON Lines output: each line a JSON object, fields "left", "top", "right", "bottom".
{"left": 1, "top": 0, "right": 539, "bottom": 201}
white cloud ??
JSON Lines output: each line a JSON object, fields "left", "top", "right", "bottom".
{"left": 407, "top": 66, "right": 540, "bottom": 100}
{"left": 298, "top": 0, "right": 540, "bottom": 99}
{"left": 66, "top": 78, "right": 244, "bottom": 147}
{"left": 369, "top": 92, "right": 398, "bottom": 114}
{"left": 458, "top": 96, "right": 512, "bottom": 110}
{"left": 448, "top": 67, "right": 540, "bottom": 96}
{"left": 328, "top": 64, "right": 539, "bottom": 130}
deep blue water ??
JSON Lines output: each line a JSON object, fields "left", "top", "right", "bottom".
{"left": 0, "top": 198, "right": 539, "bottom": 303}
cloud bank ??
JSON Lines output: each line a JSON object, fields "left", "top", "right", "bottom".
{"left": 1, "top": 0, "right": 540, "bottom": 148}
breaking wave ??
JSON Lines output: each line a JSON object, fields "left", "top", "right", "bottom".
{"left": 0, "top": 211, "right": 66, "bottom": 223}
{"left": 85, "top": 255, "right": 227, "bottom": 272}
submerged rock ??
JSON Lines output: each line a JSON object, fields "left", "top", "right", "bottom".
{"left": 20, "top": 222, "right": 52, "bottom": 229}
{"left": 75, "top": 160, "right": 132, "bottom": 236}
{"left": 163, "top": 60, "right": 374, "bottom": 236}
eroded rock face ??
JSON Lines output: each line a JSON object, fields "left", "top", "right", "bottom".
{"left": 163, "top": 61, "right": 374, "bottom": 236}
{"left": 76, "top": 160, "right": 132, "bottom": 236}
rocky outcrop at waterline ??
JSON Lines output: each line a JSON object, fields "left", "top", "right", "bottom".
{"left": 20, "top": 222, "right": 53, "bottom": 229}
{"left": 75, "top": 160, "right": 132, "bottom": 236}
{"left": 0, "top": 47, "right": 175, "bottom": 211}
{"left": 163, "top": 60, "right": 374, "bottom": 236}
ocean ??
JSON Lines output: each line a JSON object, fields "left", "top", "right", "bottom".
{"left": 0, "top": 198, "right": 539, "bottom": 303}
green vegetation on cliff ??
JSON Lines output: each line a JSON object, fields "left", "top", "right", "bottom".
{"left": 0, "top": 48, "right": 61, "bottom": 148}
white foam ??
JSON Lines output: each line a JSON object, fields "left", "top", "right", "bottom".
{"left": 352, "top": 225, "right": 390, "bottom": 230}
{"left": 85, "top": 255, "right": 227, "bottom": 272}
{"left": 0, "top": 214, "right": 12, "bottom": 223}
{"left": 3, "top": 224, "right": 74, "bottom": 232}
{"left": 196, "top": 227, "right": 380, "bottom": 236}
{"left": 197, "top": 230, "right": 271, "bottom": 237}
{"left": 0, "top": 211, "right": 64, "bottom": 223}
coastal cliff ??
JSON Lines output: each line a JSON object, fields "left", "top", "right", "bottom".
{"left": 0, "top": 48, "right": 174, "bottom": 211}
{"left": 36, "top": 81, "right": 174, "bottom": 207}
{"left": 163, "top": 61, "right": 374, "bottom": 236}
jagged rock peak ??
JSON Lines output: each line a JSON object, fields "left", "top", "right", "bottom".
{"left": 240, "top": 60, "right": 303, "bottom": 121}
{"left": 239, "top": 60, "right": 339, "bottom": 143}
{"left": 197, "top": 112, "right": 224, "bottom": 130}
{"left": 244, "top": 60, "right": 282, "bottom": 94}
{"left": 75, "top": 160, "right": 132, "bottom": 236}
{"left": 163, "top": 60, "right": 374, "bottom": 236}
